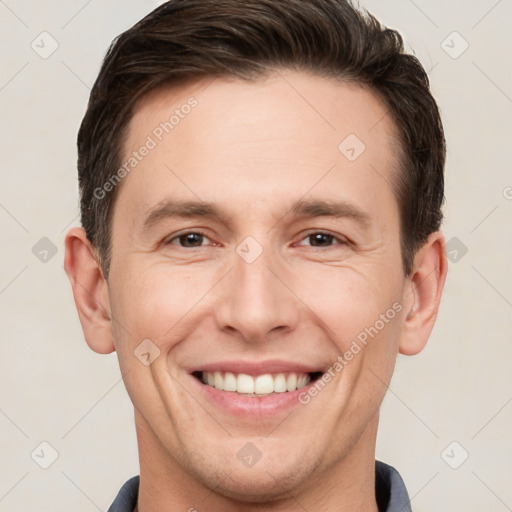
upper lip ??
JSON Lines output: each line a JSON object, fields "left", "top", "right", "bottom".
{"left": 191, "top": 359, "right": 325, "bottom": 376}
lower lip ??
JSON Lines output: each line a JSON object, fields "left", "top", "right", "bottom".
{"left": 190, "top": 375, "right": 316, "bottom": 418}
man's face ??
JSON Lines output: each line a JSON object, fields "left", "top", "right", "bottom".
{"left": 106, "top": 71, "right": 410, "bottom": 498}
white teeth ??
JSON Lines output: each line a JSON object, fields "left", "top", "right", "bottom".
{"left": 286, "top": 373, "right": 297, "bottom": 392}
{"left": 200, "top": 371, "right": 312, "bottom": 394}
{"left": 223, "top": 371, "right": 237, "bottom": 392}
{"left": 237, "top": 374, "right": 254, "bottom": 393}
{"left": 297, "top": 375, "right": 308, "bottom": 388}
{"left": 254, "top": 374, "right": 274, "bottom": 394}
{"left": 273, "top": 373, "right": 287, "bottom": 393}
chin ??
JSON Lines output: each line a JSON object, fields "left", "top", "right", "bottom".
{"left": 204, "top": 468, "right": 307, "bottom": 503}
{"left": 187, "top": 448, "right": 321, "bottom": 503}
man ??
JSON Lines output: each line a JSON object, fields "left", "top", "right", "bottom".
{"left": 64, "top": 0, "right": 447, "bottom": 510}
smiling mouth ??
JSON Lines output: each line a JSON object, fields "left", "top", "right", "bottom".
{"left": 192, "top": 371, "right": 324, "bottom": 397}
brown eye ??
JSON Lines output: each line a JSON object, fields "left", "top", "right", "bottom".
{"left": 298, "top": 232, "right": 347, "bottom": 247}
{"left": 167, "top": 231, "right": 210, "bottom": 247}
{"left": 308, "top": 233, "right": 334, "bottom": 246}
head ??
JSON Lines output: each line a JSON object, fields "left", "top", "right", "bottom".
{"left": 65, "top": 0, "right": 447, "bottom": 505}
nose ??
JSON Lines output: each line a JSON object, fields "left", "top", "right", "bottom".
{"left": 213, "top": 244, "right": 300, "bottom": 344}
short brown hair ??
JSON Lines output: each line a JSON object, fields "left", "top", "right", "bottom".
{"left": 77, "top": 0, "right": 445, "bottom": 278}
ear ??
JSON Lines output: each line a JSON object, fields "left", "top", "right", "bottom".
{"left": 64, "top": 227, "right": 115, "bottom": 354}
{"left": 399, "top": 231, "right": 448, "bottom": 355}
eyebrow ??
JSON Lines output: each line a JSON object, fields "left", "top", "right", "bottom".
{"left": 289, "top": 199, "right": 371, "bottom": 228}
{"left": 141, "top": 198, "right": 371, "bottom": 231}
{"left": 142, "top": 199, "right": 230, "bottom": 231}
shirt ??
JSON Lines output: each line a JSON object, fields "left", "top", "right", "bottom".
{"left": 108, "top": 459, "right": 412, "bottom": 512}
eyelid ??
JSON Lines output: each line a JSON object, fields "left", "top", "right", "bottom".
{"left": 165, "top": 229, "right": 214, "bottom": 246}
{"left": 295, "top": 230, "right": 349, "bottom": 247}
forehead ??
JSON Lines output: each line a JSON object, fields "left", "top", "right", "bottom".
{"left": 115, "top": 70, "right": 400, "bottom": 231}
{"left": 125, "top": 70, "right": 398, "bottom": 158}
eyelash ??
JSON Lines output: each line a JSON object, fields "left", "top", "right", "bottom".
{"left": 296, "top": 231, "right": 349, "bottom": 248}
{"left": 165, "top": 230, "right": 348, "bottom": 248}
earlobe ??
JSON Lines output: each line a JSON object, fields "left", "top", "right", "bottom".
{"left": 64, "top": 227, "right": 115, "bottom": 354}
{"left": 399, "top": 231, "right": 448, "bottom": 356}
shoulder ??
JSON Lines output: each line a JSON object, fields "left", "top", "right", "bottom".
{"left": 107, "top": 475, "right": 140, "bottom": 512}
{"left": 375, "top": 460, "right": 412, "bottom": 512}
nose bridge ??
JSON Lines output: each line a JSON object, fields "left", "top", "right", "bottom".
{"left": 215, "top": 239, "right": 299, "bottom": 342}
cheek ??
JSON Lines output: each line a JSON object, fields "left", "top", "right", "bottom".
{"left": 111, "top": 264, "right": 216, "bottom": 347}
{"left": 290, "top": 265, "right": 400, "bottom": 349}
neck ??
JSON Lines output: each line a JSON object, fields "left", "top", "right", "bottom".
{"left": 135, "top": 410, "right": 380, "bottom": 512}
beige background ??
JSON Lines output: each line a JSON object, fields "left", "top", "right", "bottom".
{"left": 1, "top": 0, "right": 511, "bottom": 510}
